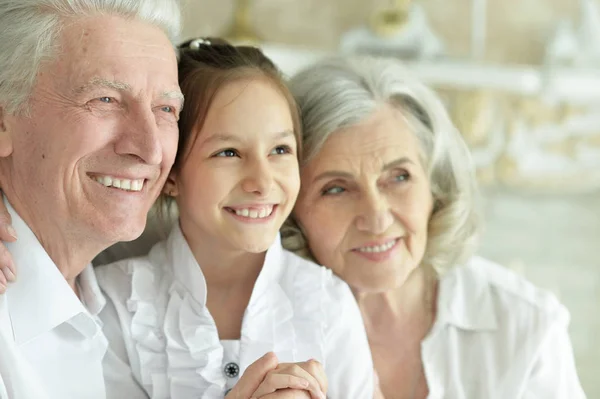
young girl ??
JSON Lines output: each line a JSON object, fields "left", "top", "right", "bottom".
{"left": 95, "top": 39, "right": 374, "bottom": 398}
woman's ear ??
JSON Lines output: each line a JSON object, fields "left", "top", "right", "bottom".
{"left": 0, "top": 107, "right": 14, "bottom": 158}
{"left": 162, "top": 169, "right": 179, "bottom": 197}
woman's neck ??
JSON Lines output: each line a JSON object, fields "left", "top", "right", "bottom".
{"left": 354, "top": 266, "right": 438, "bottom": 345}
{"left": 356, "top": 266, "right": 438, "bottom": 399}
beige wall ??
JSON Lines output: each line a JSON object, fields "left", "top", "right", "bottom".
{"left": 181, "top": 0, "right": 580, "bottom": 64}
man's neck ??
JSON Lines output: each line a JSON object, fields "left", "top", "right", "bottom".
{"left": 5, "top": 191, "right": 104, "bottom": 297}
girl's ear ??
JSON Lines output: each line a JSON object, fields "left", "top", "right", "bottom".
{"left": 163, "top": 169, "right": 179, "bottom": 197}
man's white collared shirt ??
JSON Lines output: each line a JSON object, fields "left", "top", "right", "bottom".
{"left": 0, "top": 201, "right": 107, "bottom": 399}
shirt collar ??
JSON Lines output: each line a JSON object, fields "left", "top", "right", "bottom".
{"left": 252, "top": 234, "right": 285, "bottom": 295}
{"left": 435, "top": 259, "right": 498, "bottom": 331}
{"left": 78, "top": 264, "right": 106, "bottom": 317}
{"left": 166, "top": 223, "right": 285, "bottom": 306}
{"left": 167, "top": 223, "right": 209, "bottom": 305}
{"left": 4, "top": 198, "right": 103, "bottom": 345}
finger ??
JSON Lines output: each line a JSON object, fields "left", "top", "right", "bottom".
{"left": 253, "top": 388, "right": 312, "bottom": 399}
{"left": 0, "top": 267, "right": 6, "bottom": 288}
{"left": 0, "top": 281, "right": 5, "bottom": 294}
{"left": 226, "top": 352, "right": 279, "bottom": 399}
{"left": 251, "top": 374, "right": 310, "bottom": 397}
{"left": 297, "top": 359, "right": 327, "bottom": 394}
{"left": 0, "top": 266, "right": 15, "bottom": 284}
{"left": 0, "top": 236, "right": 16, "bottom": 279}
{"left": 0, "top": 206, "right": 16, "bottom": 243}
{"left": 272, "top": 364, "right": 325, "bottom": 399}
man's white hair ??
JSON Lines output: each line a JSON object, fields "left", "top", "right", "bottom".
{"left": 0, "top": 0, "right": 181, "bottom": 115}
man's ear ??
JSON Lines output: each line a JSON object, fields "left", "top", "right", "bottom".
{"left": 162, "top": 170, "right": 179, "bottom": 197}
{"left": 0, "top": 106, "right": 14, "bottom": 158}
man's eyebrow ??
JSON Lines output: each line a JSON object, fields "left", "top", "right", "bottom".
{"left": 74, "top": 77, "right": 132, "bottom": 94}
{"left": 161, "top": 90, "right": 185, "bottom": 110}
{"left": 74, "top": 78, "right": 184, "bottom": 110}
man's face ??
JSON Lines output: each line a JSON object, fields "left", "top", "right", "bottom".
{"left": 0, "top": 14, "right": 182, "bottom": 246}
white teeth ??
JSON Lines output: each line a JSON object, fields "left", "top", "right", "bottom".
{"left": 233, "top": 205, "right": 274, "bottom": 219}
{"left": 93, "top": 175, "right": 144, "bottom": 192}
{"left": 357, "top": 240, "right": 397, "bottom": 253}
{"left": 132, "top": 180, "right": 143, "bottom": 191}
{"left": 121, "top": 180, "right": 131, "bottom": 190}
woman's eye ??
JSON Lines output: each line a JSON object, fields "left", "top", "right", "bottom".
{"left": 160, "top": 105, "right": 174, "bottom": 113}
{"left": 214, "top": 149, "right": 238, "bottom": 158}
{"left": 98, "top": 97, "right": 113, "bottom": 103}
{"left": 271, "top": 145, "right": 292, "bottom": 155}
{"left": 393, "top": 172, "right": 410, "bottom": 182}
{"left": 322, "top": 186, "right": 345, "bottom": 196}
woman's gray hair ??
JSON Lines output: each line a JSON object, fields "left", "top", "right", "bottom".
{"left": 0, "top": 0, "right": 181, "bottom": 115}
{"left": 282, "top": 56, "right": 481, "bottom": 274}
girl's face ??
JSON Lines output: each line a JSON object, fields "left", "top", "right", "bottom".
{"left": 169, "top": 78, "right": 300, "bottom": 254}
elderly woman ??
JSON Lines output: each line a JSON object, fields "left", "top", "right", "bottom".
{"left": 282, "top": 56, "right": 586, "bottom": 399}
{"left": 0, "top": 0, "right": 183, "bottom": 397}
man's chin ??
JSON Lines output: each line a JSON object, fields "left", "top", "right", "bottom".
{"left": 96, "top": 217, "right": 147, "bottom": 244}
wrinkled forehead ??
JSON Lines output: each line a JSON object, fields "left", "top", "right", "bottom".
{"left": 304, "top": 108, "right": 422, "bottom": 173}
{"left": 40, "top": 14, "right": 179, "bottom": 93}
{"left": 60, "top": 14, "right": 174, "bottom": 53}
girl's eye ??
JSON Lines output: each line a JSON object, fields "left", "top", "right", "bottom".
{"left": 214, "top": 149, "right": 238, "bottom": 158}
{"left": 271, "top": 145, "right": 292, "bottom": 155}
{"left": 321, "top": 186, "right": 345, "bottom": 196}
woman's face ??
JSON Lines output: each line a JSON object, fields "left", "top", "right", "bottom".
{"left": 294, "top": 104, "right": 434, "bottom": 293}
{"left": 170, "top": 78, "right": 300, "bottom": 254}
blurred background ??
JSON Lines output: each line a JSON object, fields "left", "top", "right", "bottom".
{"left": 179, "top": 0, "right": 600, "bottom": 395}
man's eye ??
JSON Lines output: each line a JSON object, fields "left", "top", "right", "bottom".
{"left": 161, "top": 105, "right": 174, "bottom": 113}
{"left": 98, "top": 97, "right": 112, "bottom": 103}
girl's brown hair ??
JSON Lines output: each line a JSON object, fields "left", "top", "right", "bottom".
{"left": 175, "top": 37, "right": 302, "bottom": 167}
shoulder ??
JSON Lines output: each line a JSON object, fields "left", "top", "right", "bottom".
{"left": 472, "top": 257, "right": 565, "bottom": 318}
{"left": 280, "top": 250, "right": 359, "bottom": 328}
{"left": 95, "top": 240, "right": 172, "bottom": 306}
{"left": 442, "top": 256, "right": 569, "bottom": 332}
{"left": 281, "top": 249, "right": 353, "bottom": 301}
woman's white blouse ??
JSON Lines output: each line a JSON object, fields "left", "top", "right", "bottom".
{"left": 423, "top": 256, "right": 586, "bottom": 398}
{"left": 96, "top": 224, "right": 374, "bottom": 399}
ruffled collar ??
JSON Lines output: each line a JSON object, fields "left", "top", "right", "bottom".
{"left": 166, "top": 224, "right": 300, "bottom": 371}
{"left": 168, "top": 224, "right": 287, "bottom": 307}
{"left": 129, "top": 223, "right": 325, "bottom": 397}
{"left": 239, "top": 234, "right": 297, "bottom": 369}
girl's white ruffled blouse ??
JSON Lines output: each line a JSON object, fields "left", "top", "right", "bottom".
{"left": 96, "top": 224, "right": 374, "bottom": 399}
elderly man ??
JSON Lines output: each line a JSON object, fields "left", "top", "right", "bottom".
{"left": 0, "top": 1, "right": 183, "bottom": 398}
